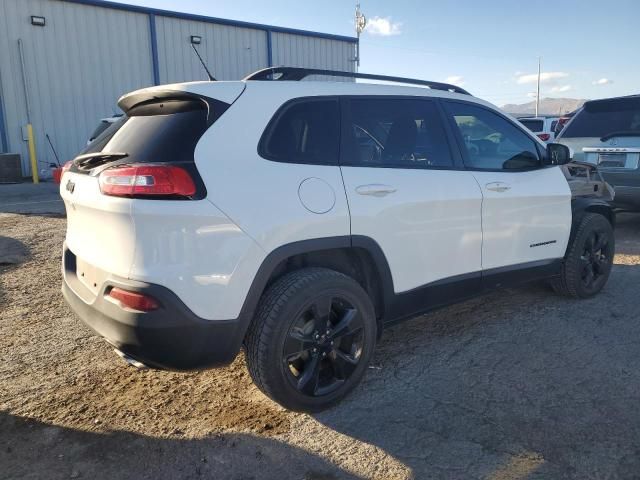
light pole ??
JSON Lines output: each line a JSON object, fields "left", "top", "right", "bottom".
{"left": 535, "top": 56, "right": 541, "bottom": 117}
{"left": 355, "top": 3, "right": 366, "bottom": 68}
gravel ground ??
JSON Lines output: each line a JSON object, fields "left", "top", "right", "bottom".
{"left": 1, "top": 211, "right": 640, "bottom": 479}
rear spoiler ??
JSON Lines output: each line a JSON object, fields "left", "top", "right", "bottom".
{"left": 117, "top": 82, "right": 246, "bottom": 113}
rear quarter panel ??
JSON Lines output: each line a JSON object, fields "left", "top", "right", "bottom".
{"left": 128, "top": 199, "right": 264, "bottom": 321}
{"left": 193, "top": 83, "right": 351, "bottom": 253}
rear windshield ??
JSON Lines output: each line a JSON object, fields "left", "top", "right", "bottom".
{"left": 80, "top": 97, "right": 227, "bottom": 164}
{"left": 561, "top": 97, "right": 640, "bottom": 138}
{"left": 519, "top": 119, "right": 544, "bottom": 132}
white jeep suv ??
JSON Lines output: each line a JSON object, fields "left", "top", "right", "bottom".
{"left": 61, "top": 67, "right": 615, "bottom": 412}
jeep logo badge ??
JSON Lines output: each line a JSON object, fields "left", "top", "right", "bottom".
{"left": 66, "top": 179, "right": 75, "bottom": 194}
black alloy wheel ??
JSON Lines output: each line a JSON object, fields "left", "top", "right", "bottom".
{"left": 245, "top": 268, "right": 377, "bottom": 412}
{"left": 580, "top": 229, "right": 612, "bottom": 290}
{"left": 283, "top": 295, "right": 364, "bottom": 397}
{"left": 551, "top": 213, "right": 614, "bottom": 298}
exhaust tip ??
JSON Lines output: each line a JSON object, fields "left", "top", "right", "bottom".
{"left": 114, "top": 349, "right": 148, "bottom": 369}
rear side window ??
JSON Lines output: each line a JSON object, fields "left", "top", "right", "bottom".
{"left": 80, "top": 98, "right": 227, "bottom": 164}
{"left": 561, "top": 97, "right": 640, "bottom": 138}
{"left": 260, "top": 99, "right": 340, "bottom": 165}
{"left": 445, "top": 102, "right": 540, "bottom": 171}
{"left": 519, "top": 119, "right": 544, "bottom": 132}
{"left": 343, "top": 98, "right": 453, "bottom": 168}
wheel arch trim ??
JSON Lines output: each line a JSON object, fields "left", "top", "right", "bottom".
{"left": 571, "top": 197, "right": 616, "bottom": 230}
{"left": 236, "top": 235, "right": 396, "bottom": 338}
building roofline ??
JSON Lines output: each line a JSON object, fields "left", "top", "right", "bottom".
{"left": 59, "top": 0, "right": 358, "bottom": 43}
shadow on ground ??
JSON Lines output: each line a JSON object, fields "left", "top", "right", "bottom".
{"left": 614, "top": 212, "right": 640, "bottom": 257}
{"left": 0, "top": 236, "right": 31, "bottom": 310}
{"left": 0, "top": 236, "right": 30, "bottom": 265}
{"left": 0, "top": 411, "right": 362, "bottom": 480}
{"left": 314, "top": 262, "right": 640, "bottom": 479}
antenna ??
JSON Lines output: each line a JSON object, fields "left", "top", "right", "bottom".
{"left": 46, "top": 133, "right": 61, "bottom": 167}
{"left": 191, "top": 43, "right": 216, "bottom": 81}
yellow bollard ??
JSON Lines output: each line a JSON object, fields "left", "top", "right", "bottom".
{"left": 26, "top": 123, "right": 39, "bottom": 184}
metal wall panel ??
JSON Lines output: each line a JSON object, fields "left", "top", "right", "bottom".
{"left": 0, "top": 0, "right": 357, "bottom": 176}
{"left": 271, "top": 32, "right": 356, "bottom": 81}
{"left": 0, "top": 0, "right": 154, "bottom": 174}
{"left": 155, "top": 16, "right": 268, "bottom": 83}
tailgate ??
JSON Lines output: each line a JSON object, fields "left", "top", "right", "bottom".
{"left": 60, "top": 171, "right": 135, "bottom": 279}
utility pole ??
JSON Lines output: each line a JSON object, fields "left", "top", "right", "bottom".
{"left": 535, "top": 56, "right": 541, "bottom": 117}
{"left": 355, "top": 3, "right": 366, "bottom": 68}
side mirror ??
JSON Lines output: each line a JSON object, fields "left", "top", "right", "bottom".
{"left": 545, "top": 143, "right": 573, "bottom": 165}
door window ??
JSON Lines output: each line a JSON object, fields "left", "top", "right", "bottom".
{"left": 344, "top": 98, "right": 453, "bottom": 168}
{"left": 446, "top": 102, "right": 541, "bottom": 170}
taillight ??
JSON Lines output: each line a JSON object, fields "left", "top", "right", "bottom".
{"left": 537, "top": 133, "right": 551, "bottom": 141}
{"left": 61, "top": 160, "right": 73, "bottom": 174}
{"left": 108, "top": 287, "right": 159, "bottom": 311}
{"left": 99, "top": 165, "right": 196, "bottom": 198}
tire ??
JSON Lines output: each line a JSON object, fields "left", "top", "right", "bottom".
{"left": 551, "top": 213, "right": 615, "bottom": 298}
{"left": 244, "top": 267, "right": 377, "bottom": 412}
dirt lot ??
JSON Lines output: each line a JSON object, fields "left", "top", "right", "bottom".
{"left": 1, "top": 209, "right": 640, "bottom": 480}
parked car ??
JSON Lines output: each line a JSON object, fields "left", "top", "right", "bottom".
{"left": 86, "top": 114, "right": 123, "bottom": 145}
{"left": 518, "top": 115, "right": 560, "bottom": 142}
{"left": 554, "top": 111, "right": 576, "bottom": 137}
{"left": 557, "top": 95, "right": 640, "bottom": 211}
{"left": 60, "top": 67, "right": 615, "bottom": 412}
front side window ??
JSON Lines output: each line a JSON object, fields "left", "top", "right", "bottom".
{"left": 445, "top": 102, "right": 540, "bottom": 170}
{"left": 260, "top": 99, "right": 340, "bottom": 164}
{"left": 344, "top": 98, "right": 453, "bottom": 168}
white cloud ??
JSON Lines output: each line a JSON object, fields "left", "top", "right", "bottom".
{"left": 444, "top": 75, "right": 465, "bottom": 87}
{"left": 516, "top": 71, "right": 569, "bottom": 85}
{"left": 365, "top": 16, "right": 402, "bottom": 36}
{"left": 550, "top": 84, "right": 572, "bottom": 93}
{"left": 526, "top": 92, "right": 538, "bottom": 98}
{"left": 593, "top": 78, "right": 613, "bottom": 85}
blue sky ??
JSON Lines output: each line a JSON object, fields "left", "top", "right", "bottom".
{"left": 120, "top": 0, "right": 638, "bottom": 107}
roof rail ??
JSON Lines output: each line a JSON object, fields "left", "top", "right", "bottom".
{"left": 243, "top": 67, "right": 471, "bottom": 95}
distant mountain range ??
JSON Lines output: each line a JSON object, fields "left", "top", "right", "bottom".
{"left": 501, "top": 97, "right": 587, "bottom": 116}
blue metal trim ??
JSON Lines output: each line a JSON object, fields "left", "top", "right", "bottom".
{"left": 61, "top": 0, "right": 358, "bottom": 44}
{"left": 0, "top": 100, "right": 7, "bottom": 153}
{"left": 0, "top": 72, "right": 8, "bottom": 153}
{"left": 148, "top": 14, "right": 160, "bottom": 85}
{"left": 266, "top": 30, "right": 273, "bottom": 67}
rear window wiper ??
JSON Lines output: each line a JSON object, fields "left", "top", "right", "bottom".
{"left": 73, "top": 152, "right": 129, "bottom": 170}
{"left": 600, "top": 131, "right": 640, "bottom": 142}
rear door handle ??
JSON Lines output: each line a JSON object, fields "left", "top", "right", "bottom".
{"left": 485, "top": 182, "right": 511, "bottom": 193}
{"left": 355, "top": 184, "right": 397, "bottom": 197}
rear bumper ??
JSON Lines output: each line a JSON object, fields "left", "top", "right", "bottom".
{"left": 61, "top": 247, "right": 244, "bottom": 370}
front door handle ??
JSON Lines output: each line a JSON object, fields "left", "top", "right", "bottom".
{"left": 485, "top": 182, "right": 511, "bottom": 193}
{"left": 355, "top": 184, "right": 397, "bottom": 197}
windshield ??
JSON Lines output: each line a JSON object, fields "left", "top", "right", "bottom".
{"left": 561, "top": 97, "right": 640, "bottom": 138}
{"left": 519, "top": 119, "right": 544, "bottom": 132}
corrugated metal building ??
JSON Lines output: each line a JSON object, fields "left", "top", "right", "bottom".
{"left": 0, "top": 0, "right": 357, "bottom": 177}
